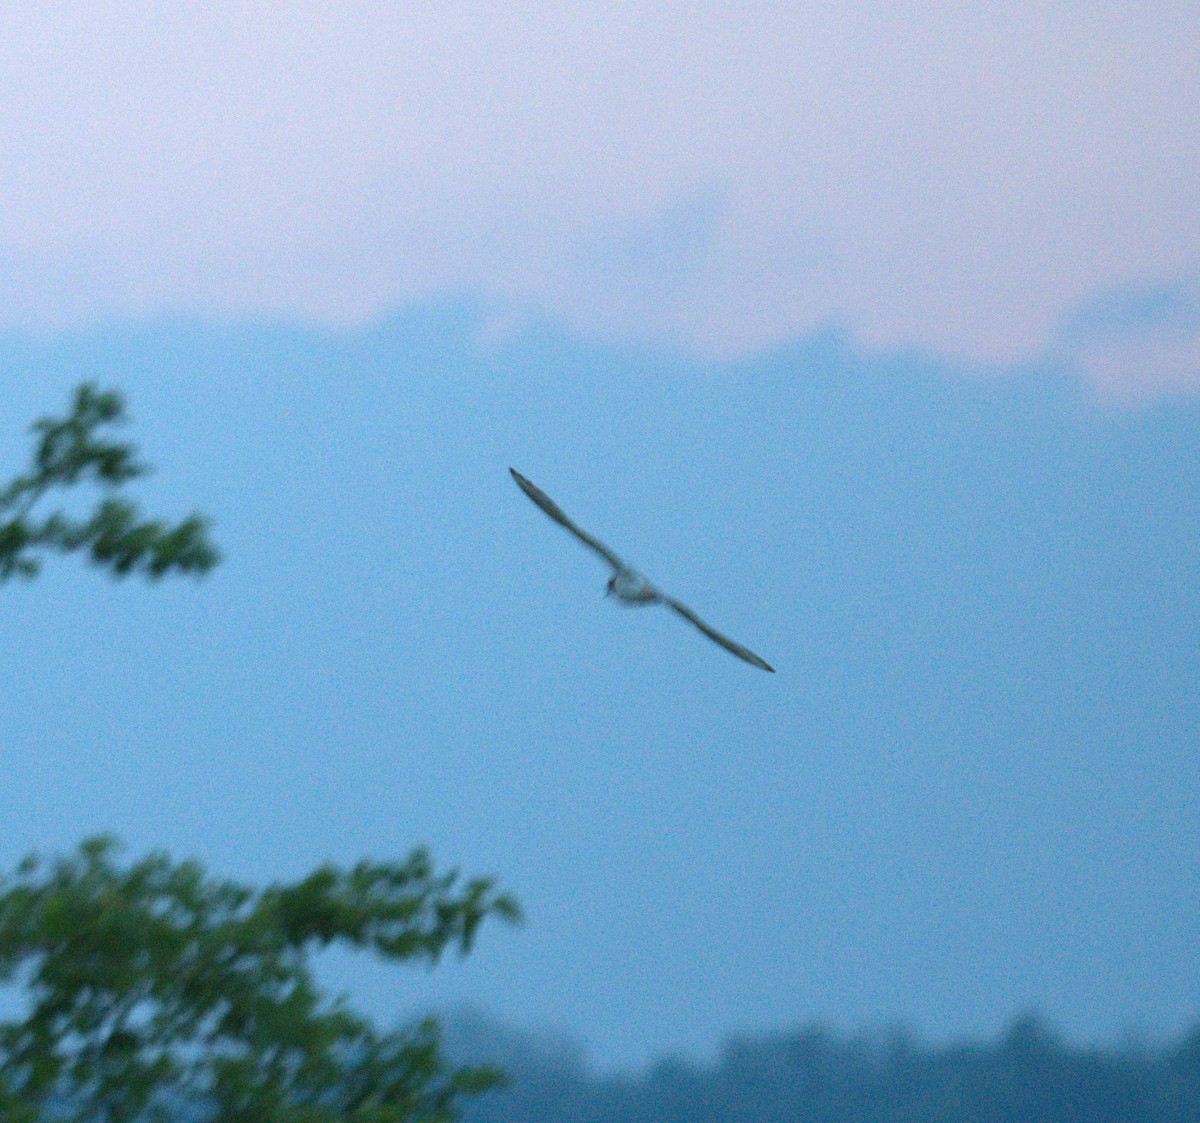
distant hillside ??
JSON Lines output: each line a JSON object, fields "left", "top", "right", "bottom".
{"left": 448, "top": 1011, "right": 1200, "bottom": 1123}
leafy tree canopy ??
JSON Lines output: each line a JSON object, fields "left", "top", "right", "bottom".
{"left": 0, "top": 837, "right": 521, "bottom": 1122}
{"left": 2, "top": 385, "right": 520, "bottom": 1121}
{"left": 0, "top": 382, "right": 219, "bottom": 581}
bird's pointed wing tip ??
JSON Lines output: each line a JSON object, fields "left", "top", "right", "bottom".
{"left": 509, "top": 469, "right": 626, "bottom": 569}
{"left": 664, "top": 597, "right": 775, "bottom": 672}
{"left": 509, "top": 467, "right": 543, "bottom": 502}
{"left": 735, "top": 650, "right": 775, "bottom": 672}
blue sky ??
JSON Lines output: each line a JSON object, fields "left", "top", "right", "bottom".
{"left": 0, "top": 4, "right": 1197, "bottom": 1073}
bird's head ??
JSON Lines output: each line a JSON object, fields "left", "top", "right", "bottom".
{"left": 605, "top": 574, "right": 616, "bottom": 597}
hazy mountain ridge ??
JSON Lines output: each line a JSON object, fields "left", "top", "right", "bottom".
{"left": 447, "top": 1010, "right": 1200, "bottom": 1123}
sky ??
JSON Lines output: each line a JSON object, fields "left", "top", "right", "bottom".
{"left": 0, "top": 3, "right": 1198, "bottom": 1074}
{"left": 0, "top": 3, "right": 1198, "bottom": 391}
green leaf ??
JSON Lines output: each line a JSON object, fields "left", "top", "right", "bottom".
{"left": 0, "top": 837, "right": 519, "bottom": 1121}
{"left": 0, "top": 383, "right": 220, "bottom": 582}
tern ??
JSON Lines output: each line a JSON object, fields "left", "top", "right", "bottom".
{"left": 510, "top": 468, "right": 774, "bottom": 672}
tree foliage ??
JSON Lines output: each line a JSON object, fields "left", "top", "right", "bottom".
{"left": 0, "top": 837, "right": 521, "bottom": 1122}
{"left": 0, "top": 383, "right": 219, "bottom": 581}
{"left": 1, "top": 384, "right": 521, "bottom": 1120}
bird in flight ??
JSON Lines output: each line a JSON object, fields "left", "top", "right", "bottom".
{"left": 510, "top": 468, "right": 774, "bottom": 672}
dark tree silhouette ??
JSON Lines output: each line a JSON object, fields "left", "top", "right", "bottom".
{"left": 452, "top": 1012, "right": 1200, "bottom": 1123}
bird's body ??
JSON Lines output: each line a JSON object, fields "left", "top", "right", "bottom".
{"left": 510, "top": 468, "right": 774, "bottom": 672}
{"left": 606, "top": 569, "right": 660, "bottom": 604}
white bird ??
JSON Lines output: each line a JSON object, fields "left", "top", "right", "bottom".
{"left": 510, "top": 468, "right": 775, "bottom": 672}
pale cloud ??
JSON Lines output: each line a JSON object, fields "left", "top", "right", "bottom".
{"left": 1056, "top": 277, "right": 1200, "bottom": 402}
{"left": 1077, "top": 335, "right": 1200, "bottom": 404}
{"left": 0, "top": 3, "right": 1196, "bottom": 394}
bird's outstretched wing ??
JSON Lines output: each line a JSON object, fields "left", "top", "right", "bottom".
{"left": 510, "top": 468, "right": 626, "bottom": 570}
{"left": 663, "top": 596, "right": 775, "bottom": 672}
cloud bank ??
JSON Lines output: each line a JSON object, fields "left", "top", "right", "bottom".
{"left": 0, "top": 3, "right": 1196, "bottom": 394}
